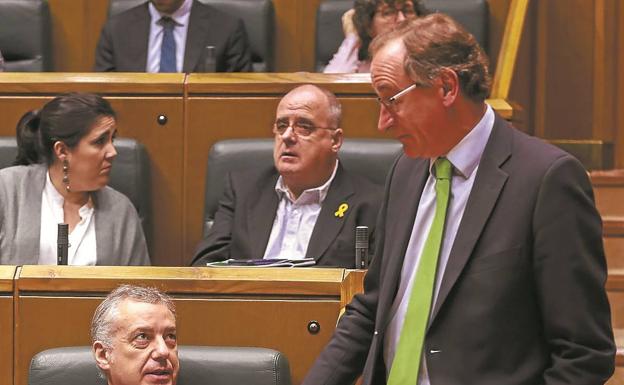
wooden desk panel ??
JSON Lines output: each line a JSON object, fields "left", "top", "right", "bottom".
{"left": 0, "top": 266, "right": 16, "bottom": 385}
{"left": 14, "top": 266, "right": 360, "bottom": 385}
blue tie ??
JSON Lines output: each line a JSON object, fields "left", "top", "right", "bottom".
{"left": 159, "top": 16, "right": 176, "bottom": 73}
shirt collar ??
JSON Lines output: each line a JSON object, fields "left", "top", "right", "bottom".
{"left": 149, "top": 0, "right": 192, "bottom": 25}
{"left": 275, "top": 160, "right": 339, "bottom": 205}
{"left": 429, "top": 104, "right": 494, "bottom": 179}
{"left": 44, "top": 171, "right": 94, "bottom": 214}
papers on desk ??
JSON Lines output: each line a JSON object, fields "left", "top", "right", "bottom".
{"left": 206, "top": 258, "right": 316, "bottom": 268}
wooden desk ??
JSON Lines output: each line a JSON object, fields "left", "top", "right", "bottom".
{"left": 14, "top": 266, "right": 365, "bottom": 385}
{"left": 0, "top": 266, "right": 15, "bottom": 385}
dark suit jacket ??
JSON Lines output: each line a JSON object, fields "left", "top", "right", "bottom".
{"left": 191, "top": 164, "right": 383, "bottom": 268}
{"left": 94, "top": 0, "right": 252, "bottom": 72}
{"left": 303, "top": 115, "right": 615, "bottom": 385}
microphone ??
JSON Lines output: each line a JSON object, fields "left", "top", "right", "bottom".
{"left": 355, "top": 226, "right": 369, "bottom": 269}
{"left": 57, "top": 223, "right": 69, "bottom": 265}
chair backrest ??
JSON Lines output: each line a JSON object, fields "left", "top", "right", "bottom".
{"left": 108, "top": 0, "right": 275, "bottom": 72}
{"left": 0, "top": 0, "right": 52, "bottom": 71}
{"left": 315, "top": 0, "right": 489, "bottom": 71}
{"left": 29, "top": 346, "right": 292, "bottom": 385}
{"left": 202, "top": 138, "right": 402, "bottom": 234}
{"left": 0, "top": 137, "right": 152, "bottom": 244}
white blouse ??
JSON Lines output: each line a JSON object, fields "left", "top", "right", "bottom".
{"left": 38, "top": 172, "right": 97, "bottom": 265}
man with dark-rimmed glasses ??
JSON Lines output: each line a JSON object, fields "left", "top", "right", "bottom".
{"left": 305, "top": 13, "right": 614, "bottom": 385}
{"left": 192, "top": 84, "right": 382, "bottom": 267}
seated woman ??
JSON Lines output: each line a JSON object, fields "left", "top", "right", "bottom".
{"left": 0, "top": 93, "right": 150, "bottom": 265}
{"left": 323, "top": 0, "right": 427, "bottom": 73}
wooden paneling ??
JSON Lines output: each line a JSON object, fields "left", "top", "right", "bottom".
{"left": 47, "top": 0, "right": 109, "bottom": 72}
{"left": 616, "top": 0, "right": 624, "bottom": 168}
{"left": 13, "top": 266, "right": 360, "bottom": 385}
{"left": 0, "top": 266, "right": 16, "bottom": 385}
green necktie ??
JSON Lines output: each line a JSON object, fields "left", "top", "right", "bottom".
{"left": 388, "top": 157, "right": 452, "bottom": 385}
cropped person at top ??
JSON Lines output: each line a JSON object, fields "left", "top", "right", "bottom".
{"left": 0, "top": 93, "right": 150, "bottom": 265}
{"left": 191, "top": 85, "right": 382, "bottom": 267}
{"left": 323, "top": 0, "right": 427, "bottom": 73}
{"left": 95, "top": 0, "right": 252, "bottom": 73}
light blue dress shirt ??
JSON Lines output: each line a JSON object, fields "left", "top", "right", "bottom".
{"left": 147, "top": 0, "right": 192, "bottom": 73}
{"left": 384, "top": 105, "right": 495, "bottom": 385}
{"left": 263, "top": 161, "right": 339, "bottom": 260}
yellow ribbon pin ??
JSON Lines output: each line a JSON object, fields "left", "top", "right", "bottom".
{"left": 334, "top": 203, "right": 349, "bottom": 218}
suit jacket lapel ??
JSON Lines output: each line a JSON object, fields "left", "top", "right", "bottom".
{"left": 183, "top": 0, "right": 210, "bottom": 72}
{"left": 378, "top": 157, "right": 430, "bottom": 330}
{"left": 429, "top": 116, "right": 512, "bottom": 323}
{"left": 126, "top": 4, "right": 150, "bottom": 71}
{"left": 247, "top": 171, "right": 280, "bottom": 259}
{"left": 306, "top": 165, "right": 353, "bottom": 262}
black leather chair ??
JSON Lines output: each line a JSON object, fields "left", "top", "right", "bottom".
{"left": 315, "top": 0, "right": 489, "bottom": 71}
{"left": 0, "top": 137, "right": 152, "bottom": 244}
{"left": 0, "top": 0, "right": 52, "bottom": 71}
{"left": 108, "top": 0, "right": 274, "bottom": 72}
{"left": 202, "top": 138, "right": 402, "bottom": 235}
{"left": 29, "top": 346, "right": 292, "bottom": 385}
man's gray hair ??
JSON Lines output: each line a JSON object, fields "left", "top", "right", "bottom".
{"left": 316, "top": 86, "right": 342, "bottom": 128}
{"left": 91, "top": 284, "right": 176, "bottom": 347}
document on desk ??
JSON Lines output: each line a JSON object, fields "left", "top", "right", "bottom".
{"left": 205, "top": 258, "right": 316, "bottom": 268}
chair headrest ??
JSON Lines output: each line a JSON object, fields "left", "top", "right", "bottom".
{"left": 202, "top": 138, "right": 402, "bottom": 232}
{"left": 30, "top": 346, "right": 292, "bottom": 385}
{"left": 0, "top": 0, "right": 51, "bottom": 71}
{"left": 0, "top": 136, "right": 151, "bottom": 245}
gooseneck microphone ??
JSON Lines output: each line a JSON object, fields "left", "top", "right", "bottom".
{"left": 57, "top": 223, "right": 69, "bottom": 265}
{"left": 355, "top": 226, "right": 369, "bottom": 269}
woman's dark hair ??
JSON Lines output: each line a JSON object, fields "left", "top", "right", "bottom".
{"left": 14, "top": 93, "right": 116, "bottom": 166}
{"left": 353, "top": 0, "right": 428, "bottom": 61}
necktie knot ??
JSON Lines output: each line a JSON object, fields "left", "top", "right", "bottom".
{"left": 159, "top": 16, "right": 176, "bottom": 30}
{"left": 434, "top": 157, "right": 452, "bottom": 180}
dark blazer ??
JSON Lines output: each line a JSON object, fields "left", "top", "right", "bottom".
{"left": 94, "top": 0, "right": 252, "bottom": 72}
{"left": 191, "top": 164, "right": 383, "bottom": 267}
{"left": 303, "top": 115, "right": 615, "bottom": 385}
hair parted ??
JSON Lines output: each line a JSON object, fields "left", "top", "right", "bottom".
{"left": 90, "top": 284, "right": 176, "bottom": 348}
{"left": 14, "top": 92, "right": 116, "bottom": 166}
{"left": 370, "top": 13, "right": 491, "bottom": 102}
{"left": 353, "top": 0, "right": 427, "bottom": 61}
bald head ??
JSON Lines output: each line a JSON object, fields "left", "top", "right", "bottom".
{"left": 279, "top": 85, "right": 342, "bottom": 129}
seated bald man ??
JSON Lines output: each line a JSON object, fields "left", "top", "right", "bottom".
{"left": 92, "top": 285, "right": 179, "bottom": 385}
{"left": 191, "top": 85, "right": 382, "bottom": 267}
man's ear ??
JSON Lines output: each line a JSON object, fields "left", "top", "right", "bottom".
{"left": 438, "top": 68, "right": 459, "bottom": 107}
{"left": 52, "top": 141, "right": 69, "bottom": 162}
{"left": 93, "top": 341, "right": 111, "bottom": 371}
{"left": 331, "top": 128, "right": 343, "bottom": 152}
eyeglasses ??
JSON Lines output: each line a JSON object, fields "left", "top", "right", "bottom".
{"left": 272, "top": 120, "right": 337, "bottom": 137}
{"left": 376, "top": 5, "right": 417, "bottom": 21}
{"left": 377, "top": 83, "right": 418, "bottom": 112}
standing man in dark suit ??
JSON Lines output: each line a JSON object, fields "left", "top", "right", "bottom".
{"left": 304, "top": 14, "right": 615, "bottom": 385}
{"left": 94, "top": 0, "right": 252, "bottom": 73}
{"left": 191, "top": 85, "right": 382, "bottom": 267}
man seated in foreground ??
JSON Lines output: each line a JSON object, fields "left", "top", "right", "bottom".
{"left": 92, "top": 284, "right": 179, "bottom": 385}
{"left": 192, "top": 84, "right": 383, "bottom": 267}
